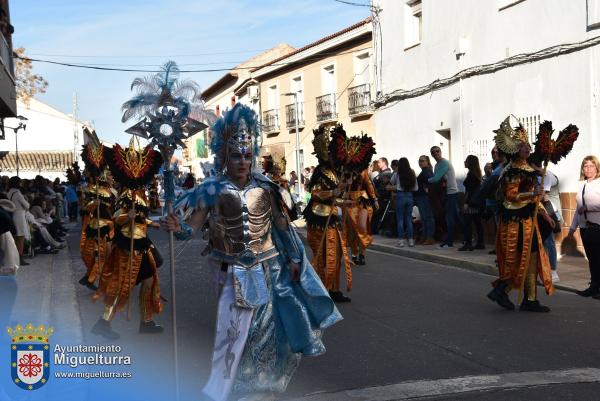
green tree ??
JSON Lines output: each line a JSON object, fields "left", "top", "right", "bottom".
{"left": 14, "top": 47, "right": 48, "bottom": 104}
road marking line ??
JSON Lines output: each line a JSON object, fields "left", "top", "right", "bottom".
{"left": 286, "top": 368, "right": 600, "bottom": 401}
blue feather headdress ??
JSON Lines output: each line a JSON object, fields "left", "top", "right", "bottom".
{"left": 210, "top": 103, "right": 261, "bottom": 173}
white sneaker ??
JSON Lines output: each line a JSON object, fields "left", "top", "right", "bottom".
{"left": 408, "top": 239, "right": 415, "bottom": 247}
{"left": 552, "top": 271, "right": 560, "bottom": 283}
{"left": 398, "top": 239, "right": 407, "bottom": 247}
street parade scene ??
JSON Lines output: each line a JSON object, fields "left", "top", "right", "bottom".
{"left": 1, "top": 1, "right": 600, "bottom": 401}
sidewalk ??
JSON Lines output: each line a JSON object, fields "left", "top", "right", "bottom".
{"left": 10, "top": 222, "right": 83, "bottom": 343}
{"left": 293, "top": 220, "right": 590, "bottom": 293}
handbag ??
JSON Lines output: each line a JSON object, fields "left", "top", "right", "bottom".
{"left": 232, "top": 263, "right": 269, "bottom": 309}
{"left": 542, "top": 200, "right": 562, "bottom": 234}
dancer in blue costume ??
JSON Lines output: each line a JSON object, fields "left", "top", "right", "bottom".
{"left": 162, "top": 103, "right": 342, "bottom": 401}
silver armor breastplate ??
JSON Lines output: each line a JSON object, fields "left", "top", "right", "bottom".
{"left": 210, "top": 179, "right": 275, "bottom": 257}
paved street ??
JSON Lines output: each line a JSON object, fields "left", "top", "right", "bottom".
{"left": 6, "top": 222, "right": 600, "bottom": 401}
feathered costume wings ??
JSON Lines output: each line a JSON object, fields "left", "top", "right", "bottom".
{"left": 532, "top": 120, "right": 579, "bottom": 165}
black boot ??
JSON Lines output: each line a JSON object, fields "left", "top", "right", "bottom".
{"left": 357, "top": 254, "right": 366, "bottom": 265}
{"left": 139, "top": 321, "right": 164, "bottom": 334}
{"left": 78, "top": 275, "right": 98, "bottom": 291}
{"left": 576, "top": 284, "right": 599, "bottom": 297}
{"left": 91, "top": 318, "right": 120, "bottom": 340}
{"left": 486, "top": 282, "right": 515, "bottom": 310}
{"left": 352, "top": 256, "right": 359, "bottom": 265}
{"left": 458, "top": 244, "right": 473, "bottom": 251}
{"left": 519, "top": 299, "right": 551, "bottom": 312}
{"left": 19, "top": 256, "right": 30, "bottom": 266}
{"left": 329, "top": 291, "right": 351, "bottom": 303}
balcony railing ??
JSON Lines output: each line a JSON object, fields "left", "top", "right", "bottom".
{"left": 285, "top": 103, "right": 304, "bottom": 129}
{"left": 316, "top": 94, "right": 337, "bottom": 122}
{"left": 262, "top": 109, "right": 279, "bottom": 133}
{"left": 348, "top": 83, "right": 372, "bottom": 116}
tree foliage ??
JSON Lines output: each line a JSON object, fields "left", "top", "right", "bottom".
{"left": 14, "top": 47, "right": 48, "bottom": 104}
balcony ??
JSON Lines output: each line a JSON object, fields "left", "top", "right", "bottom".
{"left": 285, "top": 103, "right": 304, "bottom": 129}
{"left": 347, "top": 84, "right": 372, "bottom": 116}
{"left": 262, "top": 109, "right": 280, "bottom": 133}
{"left": 316, "top": 94, "right": 337, "bottom": 122}
{"left": 0, "top": 34, "right": 16, "bottom": 118}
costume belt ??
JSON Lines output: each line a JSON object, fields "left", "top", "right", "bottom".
{"left": 348, "top": 190, "right": 367, "bottom": 201}
{"left": 211, "top": 247, "right": 279, "bottom": 268}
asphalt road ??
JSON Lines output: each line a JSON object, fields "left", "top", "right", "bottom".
{"left": 66, "top": 225, "right": 600, "bottom": 401}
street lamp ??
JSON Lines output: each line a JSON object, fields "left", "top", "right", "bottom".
{"left": 9, "top": 115, "right": 27, "bottom": 177}
{"left": 282, "top": 91, "right": 302, "bottom": 195}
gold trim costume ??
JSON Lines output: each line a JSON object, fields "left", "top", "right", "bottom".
{"left": 94, "top": 190, "right": 163, "bottom": 324}
{"left": 345, "top": 168, "right": 378, "bottom": 265}
{"left": 91, "top": 139, "right": 164, "bottom": 339}
{"left": 487, "top": 117, "right": 553, "bottom": 312}
{"left": 304, "top": 126, "right": 352, "bottom": 302}
{"left": 79, "top": 181, "right": 117, "bottom": 290}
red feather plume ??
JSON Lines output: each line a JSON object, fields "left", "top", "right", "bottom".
{"left": 533, "top": 120, "right": 579, "bottom": 165}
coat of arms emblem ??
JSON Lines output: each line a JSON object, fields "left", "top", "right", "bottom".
{"left": 7, "top": 323, "right": 54, "bottom": 390}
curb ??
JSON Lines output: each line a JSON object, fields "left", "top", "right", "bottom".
{"left": 297, "top": 230, "right": 578, "bottom": 294}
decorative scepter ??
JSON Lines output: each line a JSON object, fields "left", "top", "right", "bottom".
{"left": 121, "top": 61, "right": 209, "bottom": 401}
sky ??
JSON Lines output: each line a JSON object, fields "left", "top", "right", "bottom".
{"left": 11, "top": 0, "right": 370, "bottom": 144}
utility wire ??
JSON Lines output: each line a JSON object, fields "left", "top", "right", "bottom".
{"left": 14, "top": 46, "right": 372, "bottom": 73}
{"left": 374, "top": 34, "right": 600, "bottom": 108}
{"left": 333, "top": 0, "right": 372, "bottom": 7}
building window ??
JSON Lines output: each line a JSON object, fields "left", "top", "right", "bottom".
{"left": 267, "top": 83, "right": 279, "bottom": 110}
{"left": 404, "top": 0, "right": 422, "bottom": 49}
{"left": 498, "top": 0, "right": 526, "bottom": 11}
{"left": 588, "top": 0, "right": 600, "bottom": 30}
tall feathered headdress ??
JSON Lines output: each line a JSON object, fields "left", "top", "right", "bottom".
{"left": 65, "top": 161, "right": 82, "bottom": 185}
{"left": 107, "top": 137, "right": 163, "bottom": 189}
{"left": 493, "top": 116, "right": 529, "bottom": 155}
{"left": 532, "top": 120, "right": 579, "bottom": 165}
{"left": 81, "top": 126, "right": 110, "bottom": 177}
{"left": 328, "top": 124, "right": 376, "bottom": 174}
{"left": 210, "top": 103, "right": 261, "bottom": 174}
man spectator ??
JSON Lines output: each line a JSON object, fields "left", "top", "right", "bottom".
{"left": 65, "top": 183, "right": 79, "bottom": 222}
{"left": 428, "top": 146, "right": 461, "bottom": 248}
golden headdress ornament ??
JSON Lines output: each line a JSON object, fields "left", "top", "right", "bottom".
{"left": 493, "top": 115, "right": 529, "bottom": 155}
{"left": 312, "top": 125, "right": 330, "bottom": 162}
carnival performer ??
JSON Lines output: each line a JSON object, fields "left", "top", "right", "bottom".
{"left": 486, "top": 117, "right": 554, "bottom": 312}
{"left": 304, "top": 125, "right": 353, "bottom": 302}
{"left": 149, "top": 176, "right": 161, "bottom": 213}
{"left": 78, "top": 173, "right": 116, "bottom": 291}
{"left": 161, "top": 104, "right": 342, "bottom": 401}
{"left": 91, "top": 140, "right": 164, "bottom": 339}
{"left": 330, "top": 125, "right": 378, "bottom": 266}
{"left": 330, "top": 125, "right": 377, "bottom": 266}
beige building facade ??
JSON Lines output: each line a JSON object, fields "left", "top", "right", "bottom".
{"left": 252, "top": 17, "right": 374, "bottom": 176}
{"left": 181, "top": 44, "right": 295, "bottom": 178}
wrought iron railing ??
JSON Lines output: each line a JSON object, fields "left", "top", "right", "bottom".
{"left": 285, "top": 103, "right": 304, "bottom": 129}
{"left": 316, "top": 94, "right": 337, "bottom": 122}
{"left": 262, "top": 109, "right": 279, "bottom": 133}
{"left": 348, "top": 83, "right": 372, "bottom": 116}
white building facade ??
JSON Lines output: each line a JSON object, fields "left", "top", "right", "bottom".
{"left": 373, "top": 0, "right": 600, "bottom": 193}
{"left": 0, "top": 98, "right": 86, "bottom": 180}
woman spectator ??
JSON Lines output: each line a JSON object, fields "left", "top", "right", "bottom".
{"left": 30, "top": 196, "right": 65, "bottom": 240}
{"left": 388, "top": 158, "right": 417, "bottom": 247}
{"left": 414, "top": 155, "right": 435, "bottom": 245}
{"left": 6, "top": 177, "right": 29, "bottom": 266}
{"left": 460, "top": 155, "right": 485, "bottom": 251}
{"left": 569, "top": 155, "right": 600, "bottom": 298}
{"left": 369, "top": 160, "right": 381, "bottom": 181}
